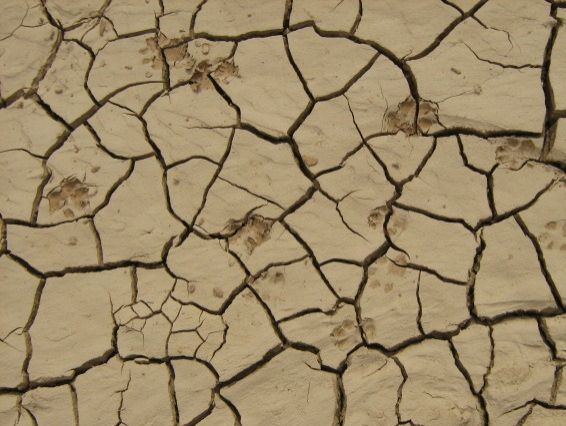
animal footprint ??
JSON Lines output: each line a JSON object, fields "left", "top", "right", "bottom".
{"left": 47, "top": 175, "right": 96, "bottom": 219}
{"left": 538, "top": 220, "right": 566, "bottom": 251}
{"left": 383, "top": 97, "right": 440, "bottom": 135}
{"left": 229, "top": 215, "right": 272, "bottom": 255}
{"left": 213, "top": 60, "right": 239, "bottom": 83}
{"left": 388, "top": 212, "right": 408, "bottom": 237}
{"left": 367, "top": 205, "right": 388, "bottom": 229}
{"left": 361, "top": 318, "right": 376, "bottom": 339}
{"left": 142, "top": 35, "right": 167, "bottom": 72}
{"left": 330, "top": 319, "right": 358, "bottom": 349}
{"left": 417, "top": 101, "right": 440, "bottom": 133}
{"left": 495, "top": 138, "right": 539, "bottom": 169}
{"left": 158, "top": 35, "right": 239, "bottom": 92}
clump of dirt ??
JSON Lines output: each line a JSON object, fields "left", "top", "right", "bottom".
{"left": 302, "top": 155, "right": 319, "bottom": 167}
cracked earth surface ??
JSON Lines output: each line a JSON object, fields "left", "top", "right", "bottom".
{"left": 1, "top": 0, "right": 566, "bottom": 425}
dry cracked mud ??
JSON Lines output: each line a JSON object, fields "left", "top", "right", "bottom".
{"left": 1, "top": 0, "right": 566, "bottom": 425}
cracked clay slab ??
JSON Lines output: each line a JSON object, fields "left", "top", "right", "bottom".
{"left": 1, "top": 0, "right": 565, "bottom": 424}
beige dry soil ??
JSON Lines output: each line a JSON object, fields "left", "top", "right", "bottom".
{"left": 1, "top": 0, "right": 566, "bottom": 425}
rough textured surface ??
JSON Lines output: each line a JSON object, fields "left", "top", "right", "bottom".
{"left": 1, "top": 0, "right": 565, "bottom": 424}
